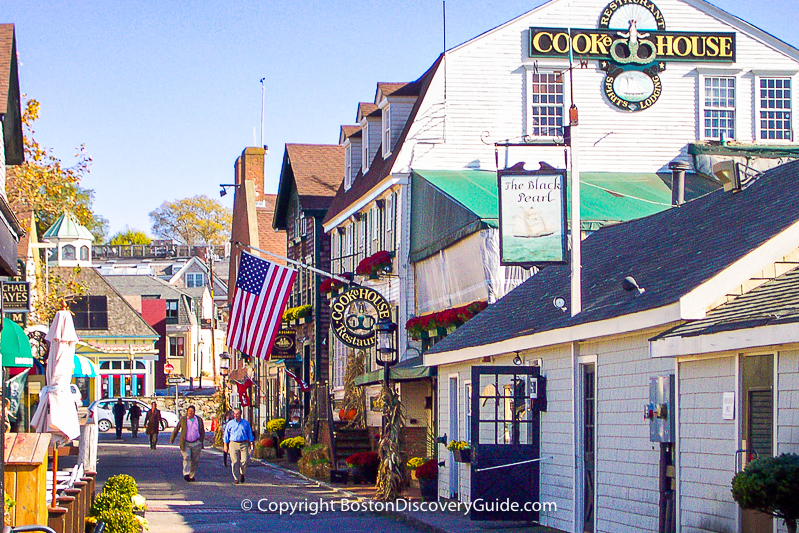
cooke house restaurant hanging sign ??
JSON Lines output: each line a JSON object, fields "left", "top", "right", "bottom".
{"left": 331, "top": 287, "right": 391, "bottom": 349}
{"left": 528, "top": 0, "right": 736, "bottom": 111}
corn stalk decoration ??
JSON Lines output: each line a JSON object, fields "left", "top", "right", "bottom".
{"left": 341, "top": 351, "right": 366, "bottom": 428}
{"left": 303, "top": 383, "right": 318, "bottom": 444}
{"left": 375, "top": 383, "right": 405, "bottom": 501}
{"left": 214, "top": 390, "right": 227, "bottom": 447}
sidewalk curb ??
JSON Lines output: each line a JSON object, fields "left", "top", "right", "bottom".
{"left": 253, "top": 456, "right": 449, "bottom": 533}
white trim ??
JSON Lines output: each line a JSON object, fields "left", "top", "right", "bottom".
{"left": 424, "top": 303, "right": 682, "bottom": 367}
{"left": 751, "top": 70, "right": 799, "bottom": 77}
{"left": 674, "top": 357, "right": 681, "bottom": 533}
{"left": 382, "top": 103, "right": 391, "bottom": 158}
{"left": 695, "top": 67, "right": 744, "bottom": 76}
{"left": 697, "top": 72, "right": 738, "bottom": 141}
{"left": 752, "top": 72, "right": 795, "bottom": 143}
{"left": 651, "top": 323, "right": 799, "bottom": 358}
{"left": 362, "top": 121, "right": 370, "bottom": 174}
{"left": 344, "top": 143, "right": 352, "bottom": 191}
{"left": 323, "top": 174, "right": 406, "bottom": 232}
{"left": 576, "top": 354, "right": 597, "bottom": 365}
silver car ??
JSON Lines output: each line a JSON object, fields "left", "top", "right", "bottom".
{"left": 88, "top": 398, "right": 179, "bottom": 432}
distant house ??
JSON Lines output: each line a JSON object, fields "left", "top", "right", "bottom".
{"left": 104, "top": 275, "right": 212, "bottom": 388}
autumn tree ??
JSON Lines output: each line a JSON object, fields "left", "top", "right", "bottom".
{"left": 6, "top": 99, "right": 108, "bottom": 242}
{"left": 149, "top": 195, "right": 232, "bottom": 245}
{"left": 108, "top": 227, "right": 151, "bottom": 245}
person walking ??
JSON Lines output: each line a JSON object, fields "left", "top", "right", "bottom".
{"left": 129, "top": 402, "right": 142, "bottom": 437}
{"left": 112, "top": 398, "right": 126, "bottom": 439}
{"left": 170, "top": 405, "right": 205, "bottom": 481}
{"left": 223, "top": 408, "right": 255, "bottom": 484}
{"left": 144, "top": 401, "right": 162, "bottom": 449}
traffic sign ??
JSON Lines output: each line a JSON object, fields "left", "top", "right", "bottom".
{"left": 164, "top": 363, "right": 174, "bottom": 374}
{"left": 167, "top": 376, "right": 186, "bottom": 385}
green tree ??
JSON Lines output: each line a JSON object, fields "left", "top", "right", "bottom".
{"left": 108, "top": 227, "right": 151, "bottom": 245}
{"left": 732, "top": 454, "right": 799, "bottom": 533}
{"left": 149, "top": 195, "right": 232, "bottom": 245}
{"left": 6, "top": 99, "right": 108, "bottom": 242}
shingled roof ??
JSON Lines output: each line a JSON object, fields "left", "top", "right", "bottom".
{"left": 273, "top": 144, "right": 344, "bottom": 229}
{"left": 323, "top": 55, "right": 443, "bottom": 226}
{"left": 427, "top": 159, "right": 799, "bottom": 356}
{"left": 652, "top": 265, "right": 799, "bottom": 339}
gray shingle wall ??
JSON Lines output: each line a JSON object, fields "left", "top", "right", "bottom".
{"left": 535, "top": 345, "right": 574, "bottom": 531}
{"left": 777, "top": 349, "right": 799, "bottom": 457}
{"left": 586, "top": 334, "right": 673, "bottom": 533}
{"left": 678, "top": 356, "right": 737, "bottom": 533}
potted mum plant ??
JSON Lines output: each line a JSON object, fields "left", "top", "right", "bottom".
{"left": 346, "top": 451, "right": 380, "bottom": 484}
{"left": 416, "top": 459, "right": 438, "bottom": 502}
{"left": 447, "top": 440, "right": 471, "bottom": 463}
{"left": 280, "top": 436, "right": 306, "bottom": 463}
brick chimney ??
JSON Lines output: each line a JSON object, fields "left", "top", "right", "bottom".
{"left": 234, "top": 147, "right": 265, "bottom": 202}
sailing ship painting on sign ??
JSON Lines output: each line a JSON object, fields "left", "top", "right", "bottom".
{"left": 498, "top": 165, "right": 567, "bottom": 266}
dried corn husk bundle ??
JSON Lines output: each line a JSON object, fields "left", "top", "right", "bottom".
{"left": 342, "top": 351, "right": 366, "bottom": 428}
{"left": 375, "top": 384, "right": 405, "bottom": 501}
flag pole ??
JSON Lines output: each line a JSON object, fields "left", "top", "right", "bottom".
{"left": 235, "top": 242, "right": 352, "bottom": 285}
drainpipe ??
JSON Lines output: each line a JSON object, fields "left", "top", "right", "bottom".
{"left": 668, "top": 161, "right": 689, "bottom": 206}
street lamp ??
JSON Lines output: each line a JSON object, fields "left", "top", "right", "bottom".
{"left": 374, "top": 318, "right": 398, "bottom": 386}
{"left": 219, "top": 352, "right": 230, "bottom": 412}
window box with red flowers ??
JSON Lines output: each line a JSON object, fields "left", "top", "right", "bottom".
{"left": 406, "top": 300, "right": 488, "bottom": 340}
{"left": 320, "top": 273, "right": 353, "bottom": 298}
{"left": 356, "top": 251, "right": 393, "bottom": 279}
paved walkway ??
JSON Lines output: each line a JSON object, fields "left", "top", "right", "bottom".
{"left": 92, "top": 429, "right": 564, "bottom": 533}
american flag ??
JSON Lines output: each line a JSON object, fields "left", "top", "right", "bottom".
{"left": 227, "top": 251, "right": 297, "bottom": 360}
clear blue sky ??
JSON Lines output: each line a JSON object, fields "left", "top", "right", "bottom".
{"left": 5, "top": 0, "right": 797, "bottom": 237}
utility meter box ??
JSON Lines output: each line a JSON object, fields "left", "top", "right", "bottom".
{"left": 646, "top": 375, "right": 675, "bottom": 443}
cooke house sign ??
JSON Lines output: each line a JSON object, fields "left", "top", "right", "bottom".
{"left": 330, "top": 287, "right": 391, "bottom": 349}
{"left": 528, "top": 0, "right": 736, "bottom": 111}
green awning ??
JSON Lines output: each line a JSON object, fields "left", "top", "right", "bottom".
{"left": 689, "top": 142, "right": 799, "bottom": 159}
{"left": 411, "top": 169, "right": 718, "bottom": 261}
{"left": 1, "top": 318, "right": 33, "bottom": 368}
{"left": 354, "top": 356, "right": 435, "bottom": 387}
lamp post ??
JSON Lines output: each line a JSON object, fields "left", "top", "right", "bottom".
{"left": 374, "top": 318, "right": 398, "bottom": 388}
{"left": 219, "top": 352, "right": 230, "bottom": 412}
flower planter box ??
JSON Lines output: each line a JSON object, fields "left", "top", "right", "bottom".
{"left": 329, "top": 469, "right": 349, "bottom": 484}
{"left": 453, "top": 449, "right": 471, "bottom": 463}
{"left": 419, "top": 478, "right": 437, "bottom": 502}
{"left": 285, "top": 448, "right": 302, "bottom": 463}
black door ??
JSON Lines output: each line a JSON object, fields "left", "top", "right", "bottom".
{"left": 470, "top": 365, "right": 541, "bottom": 521}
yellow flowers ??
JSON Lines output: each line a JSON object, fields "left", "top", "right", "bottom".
{"left": 446, "top": 440, "right": 470, "bottom": 451}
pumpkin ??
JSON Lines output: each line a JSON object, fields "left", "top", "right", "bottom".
{"left": 338, "top": 408, "right": 357, "bottom": 421}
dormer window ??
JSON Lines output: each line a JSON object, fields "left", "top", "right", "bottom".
{"left": 62, "top": 244, "right": 76, "bottom": 261}
{"left": 344, "top": 144, "right": 352, "bottom": 190}
{"left": 186, "top": 273, "right": 205, "bottom": 288}
{"left": 362, "top": 122, "right": 370, "bottom": 173}
{"left": 382, "top": 105, "right": 391, "bottom": 157}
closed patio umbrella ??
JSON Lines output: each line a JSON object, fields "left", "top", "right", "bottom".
{"left": 31, "top": 309, "right": 81, "bottom": 443}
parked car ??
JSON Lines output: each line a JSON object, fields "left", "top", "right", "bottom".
{"left": 88, "top": 398, "right": 179, "bottom": 432}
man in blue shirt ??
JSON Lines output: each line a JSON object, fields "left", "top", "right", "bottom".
{"left": 223, "top": 408, "right": 255, "bottom": 484}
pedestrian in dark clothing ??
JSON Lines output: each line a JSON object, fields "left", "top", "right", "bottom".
{"left": 112, "top": 398, "right": 126, "bottom": 439}
{"left": 129, "top": 402, "right": 142, "bottom": 437}
{"left": 144, "top": 401, "right": 162, "bottom": 449}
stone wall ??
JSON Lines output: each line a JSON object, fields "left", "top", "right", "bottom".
{"left": 141, "top": 394, "right": 217, "bottom": 422}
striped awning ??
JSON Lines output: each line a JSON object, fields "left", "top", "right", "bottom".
{"left": 73, "top": 354, "right": 99, "bottom": 378}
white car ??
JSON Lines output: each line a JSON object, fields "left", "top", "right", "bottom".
{"left": 88, "top": 398, "right": 179, "bottom": 433}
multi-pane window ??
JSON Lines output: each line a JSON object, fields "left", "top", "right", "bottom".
{"left": 362, "top": 122, "right": 370, "bottom": 173}
{"left": 169, "top": 336, "right": 185, "bottom": 357}
{"left": 166, "top": 299, "right": 179, "bottom": 324}
{"left": 759, "top": 78, "right": 792, "bottom": 140}
{"left": 382, "top": 105, "right": 391, "bottom": 156}
{"left": 344, "top": 144, "right": 352, "bottom": 190}
{"left": 530, "top": 72, "right": 563, "bottom": 136}
{"left": 386, "top": 195, "right": 394, "bottom": 233}
{"left": 70, "top": 296, "right": 108, "bottom": 330}
{"left": 185, "top": 273, "right": 204, "bottom": 288}
{"left": 703, "top": 77, "right": 736, "bottom": 140}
